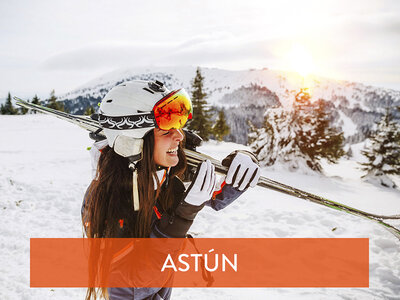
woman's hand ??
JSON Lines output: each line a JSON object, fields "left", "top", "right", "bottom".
{"left": 183, "top": 159, "right": 216, "bottom": 206}
{"left": 222, "top": 150, "right": 260, "bottom": 191}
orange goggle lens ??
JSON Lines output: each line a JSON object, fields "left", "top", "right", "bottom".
{"left": 153, "top": 89, "right": 193, "bottom": 130}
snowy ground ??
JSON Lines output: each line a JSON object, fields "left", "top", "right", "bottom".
{"left": 0, "top": 114, "right": 399, "bottom": 300}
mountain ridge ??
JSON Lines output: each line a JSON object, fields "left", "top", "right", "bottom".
{"left": 57, "top": 66, "right": 400, "bottom": 145}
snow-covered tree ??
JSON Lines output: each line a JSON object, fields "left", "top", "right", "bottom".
{"left": 250, "top": 105, "right": 317, "bottom": 172}
{"left": 249, "top": 89, "right": 345, "bottom": 173}
{"left": 305, "top": 99, "right": 345, "bottom": 163}
{"left": 212, "top": 110, "right": 230, "bottom": 141}
{"left": 187, "top": 67, "right": 212, "bottom": 141}
{"left": 360, "top": 108, "right": 400, "bottom": 188}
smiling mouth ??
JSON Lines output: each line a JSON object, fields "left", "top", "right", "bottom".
{"left": 166, "top": 147, "right": 178, "bottom": 154}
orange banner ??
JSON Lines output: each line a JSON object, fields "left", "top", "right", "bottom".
{"left": 30, "top": 238, "right": 369, "bottom": 288}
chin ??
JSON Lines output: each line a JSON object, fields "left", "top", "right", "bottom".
{"left": 157, "top": 157, "right": 179, "bottom": 168}
{"left": 166, "top": 157, "right": 179, "bottom": 167}
{"left": 168, "top": 159, "right": 179, "bottom": 167}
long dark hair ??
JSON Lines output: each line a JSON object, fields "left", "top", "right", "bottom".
{"left": 84, "top": 129, "right": 186, "bottom": 299}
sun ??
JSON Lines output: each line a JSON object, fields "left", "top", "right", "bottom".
{"left": 287, "top": 44, "right": 315, "bottom": 77}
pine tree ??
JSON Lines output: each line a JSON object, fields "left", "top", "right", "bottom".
{"left": 32, "top": 95, "right": 40, "bottom": 105}
{"left": 187, "top": 67, "right": 212, "bottom": 141}
{"left": 346, "top": 146, "right": 353, "bottom": 158}
{"left": 360, "top": 108, "right": 400, "bottom": 188}
{"left": 1, "top": 92, "right": 18, "bottom": 115}
{"left": 292, "top": 89, "right": 316, "bottom": 165}
{"left": 304, "top": 99, "right": 345, "bottom": 163}
{"left": 84, "top": 105, "right": 95, "bottom": 116}
{"left": 46, "top": 90, "right": 65, "bottom": 112}
{"left": 250, "top": 89, "right": 345, "bottom": 173}
{"left": 31, "top": 95, "right": 41, "bottom": 114}
{"left": 0, "top": 102, "right": 5, "bottom": 114}
{"left": 212, "top": 110, "right": 230, "bottom": 141}
{"left": 250, "top": 106, "right": 304, "bottom": 169}
{"left": 247, "top": 120, "right": 258, "bottom": 145}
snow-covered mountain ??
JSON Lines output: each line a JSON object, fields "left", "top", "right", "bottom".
{"left": 59, "top": 66, "right": 400, "bottom": 145}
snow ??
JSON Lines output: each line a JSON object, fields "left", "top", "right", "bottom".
{"left": 362, "top": 172, "right": 397, "bottom": 189}
{"left": 373, "top": 155, "right": 383, "bottom": 166}
{"left": 1, "top": 114, "right": 400, "bottom": 299}
{"left": 338, "top": 110, "right": 358, "bottom": 138}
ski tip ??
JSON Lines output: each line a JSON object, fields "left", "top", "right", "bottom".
{"left": 13, "top": 96, "right": 24, "bottom": 103}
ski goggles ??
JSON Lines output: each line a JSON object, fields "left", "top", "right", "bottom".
{"left": 153, "top": 88, "right": 192, "bottom": 131}
{"left": 98, "top": 88, "right": 192, "bottom": 131}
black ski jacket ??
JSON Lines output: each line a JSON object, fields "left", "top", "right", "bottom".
{"left": 81, "top": 175, "right": 244, "bottom": 300}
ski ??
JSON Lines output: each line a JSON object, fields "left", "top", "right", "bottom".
{"left": 184, "top": 149, "right": 400, "bottom": 239}
{"left": 15, "top": 97, "right": 400, "bottom": 239}
{"left": 14, "top": 97, "right": 104, "bottom": 133}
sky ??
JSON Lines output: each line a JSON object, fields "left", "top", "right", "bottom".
{"left": 1, "top": 0, "right": 400, "bottom": 100}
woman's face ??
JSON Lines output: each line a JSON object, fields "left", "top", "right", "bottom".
{"left": 153, "top": 128, "right": 184, "bottom": 167}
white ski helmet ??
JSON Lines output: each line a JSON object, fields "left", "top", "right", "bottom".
{"left": 98, "top": 79, "right": 192, "bottom": 161}
{"left": 99, "top": 80, "right": 171, "bottom": 148}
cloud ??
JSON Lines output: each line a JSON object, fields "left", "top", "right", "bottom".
{"left": 6, "top": 0, "right": 399, "bottom": 94}
{"left": 36, "top": 29, "right": 400, "bottom": 92}
{"left": 40, "top": 41, "right": 173, "bottom": 71}
{"left": 40, "top": 35, "right": 280, "bottom": 72}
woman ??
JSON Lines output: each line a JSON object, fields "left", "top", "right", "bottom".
{"left": 82, "top": 80, "right": 260, "bottom": 300}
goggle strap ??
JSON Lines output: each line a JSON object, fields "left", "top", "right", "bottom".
{"left": 98, "top": 112, "right": 155, "bottom": 130}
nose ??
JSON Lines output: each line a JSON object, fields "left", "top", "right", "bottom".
{"left": 170, "top": 129, "right": 184, "bottom": 142}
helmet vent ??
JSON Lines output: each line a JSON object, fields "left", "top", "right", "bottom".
{"left": 143, "top": 87, "right": 155, "bottom": 94}
{"left": 106, "top": 99, "right": 113, "bottom": 103}
{"left": 147, "top": 81, "right": 166, "bottom": 93}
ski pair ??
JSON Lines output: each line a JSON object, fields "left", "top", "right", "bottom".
{"left": 14, "top": 97, "right": 400, "bottom": 240}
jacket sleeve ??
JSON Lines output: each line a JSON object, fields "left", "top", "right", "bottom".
{"left": 151, "top": 176, "right": 204, "bottom": 238}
